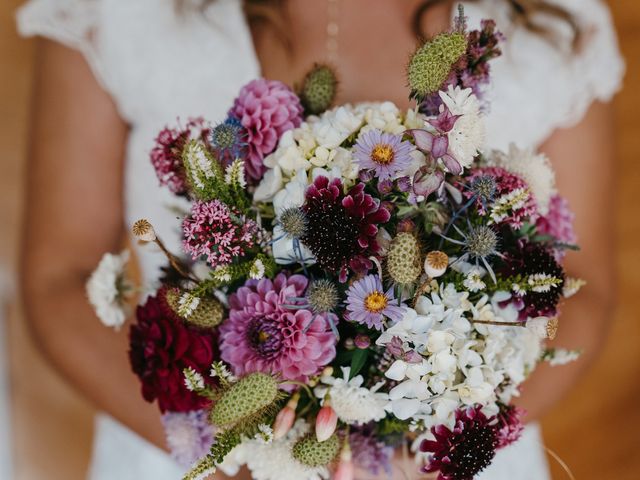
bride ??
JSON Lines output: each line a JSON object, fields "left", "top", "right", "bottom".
{"left": 17, "top": 0, "right": 623, "bottom": 478}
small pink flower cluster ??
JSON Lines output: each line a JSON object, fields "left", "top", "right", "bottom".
{"left": 182, "top": 199, "right": 258, "bottom": 268}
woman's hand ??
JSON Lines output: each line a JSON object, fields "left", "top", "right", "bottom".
{"left": 21, "top": 39, "right": 166, "bottom": 447}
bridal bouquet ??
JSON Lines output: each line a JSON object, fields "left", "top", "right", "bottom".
{"left": 87, "top": 10, "right": 583, "bottom": 480}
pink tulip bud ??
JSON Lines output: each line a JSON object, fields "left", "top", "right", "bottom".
{"left": 315, "top": 403, "right": 338, "bottom": 442}
{"left": 273, "top": 394, "right": 299, "bottom": 440}
{"left": 333, "top": 442, "right": 354, "bottom": 480}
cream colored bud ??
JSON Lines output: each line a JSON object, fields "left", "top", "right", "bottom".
{"left": 424, "top": 251, "right": 449, "bottom": 278}
{"left": 132, "top": 219, "right": 156, "bottom": 242}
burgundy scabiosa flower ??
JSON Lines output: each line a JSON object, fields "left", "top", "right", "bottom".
{"left": 421, "top": 406, "right": 498, "bottom": 480}
{"left": 182, "top": 199, "right": 259, "bottom": 268}
{"left": 495, "top": 405, "right": 525, "bottom": 449}
{"left": 502, "top": 241, "right": 565, "bottom": 320}
{"left": 129, "top": 289, "right": 217, "bottom": 412}
{"left": 345, "top": 275, "right": 405, "bottom": 331}
{"left": 354, "top": 129, "right": 415, "bottom": 180}
{"left": 229, "top": 79, "right": 303, "bottom": 181}
{"left": 466, "top": 166, "right": 538, "bottom": 229}
{"left": 150, "top": 118, "right": 207, "bottom": 195}
{"left": 300, "top": 176, "right": 391, "bottom": 282}
{"left": 535, "top": 194, "right": 577, "bottom": 260}
{"left": 219, "top": 273, "right": 336, "bottom": 385}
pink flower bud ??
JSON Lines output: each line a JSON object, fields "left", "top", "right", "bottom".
{"left": 334, "top": 442, "right": 354, "bottom": 480}
{"left": 354, "top": 334, "right": 371, "bottom": 349}
{"left": 315, "top": 403, "right": 338, "bottom": 442}
{"left": 273, "top": 394, "right": 299, "bottom": 440}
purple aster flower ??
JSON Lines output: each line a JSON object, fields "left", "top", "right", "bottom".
{"left": 219, "top": 273, "right": 337, "bottom": 386}
{"left": 161, "top": 410, "right": 214, "bottom": 467}
{"left": 349, "top": 428, "right": 394, "bottom": 476}
{"left": 354, "top": 129, "right": 414, "bottom": 180}
{"left": 345, "top": 275, "right": 405, "bottom": 331}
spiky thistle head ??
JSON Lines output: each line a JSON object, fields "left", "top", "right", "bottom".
{"left": 386, "top": 232, "right": 423, "bottom": 286}
{"left": 407, "top": 32, "right": 467, "bottom": 101}
{"left": 298, "top": 64, "right": 339, "bottom": 115}
{"left": 209, "top": 372, "right": 283, "bottom": 429}
{"left": 210, "top": 117, "right": 246, "bottom": 158}
{"left": 306, "top": 279, "right": 339, "bottom": 314}
{"left": 279, "top": 207, "right": 308, "bottom": 240}
{"left": 470, "top": 175, "right": 497, "bottom": 202}
{"left": 465, "top": 225, "right": 499, "bottom": 259}
{"left": 292, "top": 433, "right": 340, "bottom": 467}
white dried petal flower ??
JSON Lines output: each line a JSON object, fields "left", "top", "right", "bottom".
{"left": 86, "top": 250, "right": 132, "bottom": 329}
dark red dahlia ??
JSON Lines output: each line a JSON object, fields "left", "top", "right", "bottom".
{"left": 300, "top": 176, "right": 391, "bottom": 282}
{"left": 495, "top": 405, "right": 525, "bottom": 449}
{"left": 129, "top": 288, "right": 217, "bottom": 412}
{"left": 421, "top": 406, "right": 498, "bottom": 480}
{"left": 502, "top": 241, "right": 565, "bottom": 320}
{"left": 150, "top": 118, "right": 208, "bottom": 195}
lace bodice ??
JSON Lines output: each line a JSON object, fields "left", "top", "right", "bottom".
{"left": 15, "top": 1, "right": 624, "bottom": 479}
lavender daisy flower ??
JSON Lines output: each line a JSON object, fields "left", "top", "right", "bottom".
{"left": 346, "top": 275, "right": 405, "bottom": 331}
{"left": 161, "top": 410, "right": 215, "bottom": 467}
{"left": 354, "top": 129, "right": 414, "bottom": 180}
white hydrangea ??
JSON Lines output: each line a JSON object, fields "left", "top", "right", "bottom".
{"left": 489, "top": 144, "right": 556, "bottom": 215}
{"left": 439, "top": 86, "right": 485, "bottom": 168}
{"left": 314, "top": 367, "right": 389, "bottom": 425}
{"left": 86, "top": 250, "right": 132, "bottom": 329}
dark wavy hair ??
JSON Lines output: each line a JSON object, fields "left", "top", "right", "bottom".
{"left": 177, "top": 0, "right": 580, "bottom": 49}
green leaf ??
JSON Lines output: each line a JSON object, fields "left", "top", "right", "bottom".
{"left": 349, "top": 348, "right": 368, "bottom": 379}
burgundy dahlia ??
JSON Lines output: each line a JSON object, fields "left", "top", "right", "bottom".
{"left": 300, "top": 176, "right": 391, "bottom": 282}
{"left": 421, "top": 406, "right": 498, "bottom": 480}
{"left": 502, "top": 241, "right": 565, "bottom": 320}
{"left": 129, "top": 289, "right": 217, "bottom": 412}
{"left": 229, "top": 79, "right": 303, "bottom": 182}
{"left": 219, "top": 272, "right": 336, "bottom": 385}
{"left": 150, "top": 118, "right": 208, "bottom": 195}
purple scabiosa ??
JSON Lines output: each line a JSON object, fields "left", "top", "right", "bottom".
{"left": 349, "top": 428, "right": 394, "bottom": 476}
{"left": 300, "top": 176, "right": 391, "bottom": 282}
{"left": 161, "top": 410, "right": 214, "bottom": 467}
{"left": 502, "top": 242, "right": 565, "bottom": 320}
{"left": 209, "top": 117, "right": 247, "bottom": 164}
{"left": 495, "top": 405, "right": 525, "bottom": 449}
{"left": 150, "top": 118, "right": 207, "bottom": 195}
{"left": 182, "top": 199, "right": 258, "bottom": 268}
{"left": 345, "top": 275, "right": 405, "bottom": 331}
{"left": 535, "top": 194, "right": 577, "bottom": 260}
{"left": 218, "top": 273, "right": 336, "bottom": 386}
{"left": 354, "top": 129, "right": 415, "bottom": 180}
{"left": 421, "top": 406, "right": 498, "bottom": 480}
{"left": 229, "top": 79, "right": 303, "bottom": 182}
{"left": 466, "top": 167, "right": 538, "bottom": 229}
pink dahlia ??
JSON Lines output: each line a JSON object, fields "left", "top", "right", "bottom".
{"left": 219, "top": 273, "right": 336, "bottom": 384}
{"left": 229, "top": 79, "right": 303, "bottom": 181}
{"left": 466, "top": 166, "right": 538, "bottom": 229}
{"left": 182, "top": 199, "right": 259, "bottom": 268}
{"left": 150, "top": 118, "right": 208, "bottom": 195}
{"left": 495, "top": 405, "right": 525, "bottom": 449}
{"left": 421, "top": 406, "right": 498, "bottom": 480}
{"left": 300, "top": 176, "right": 391, "bottom": 282}
{"left": 536, "top": 194, "right": 577, "bottom": 260}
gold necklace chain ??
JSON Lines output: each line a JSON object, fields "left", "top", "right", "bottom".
{"left": 326, "top": 0, "right": 339, "bottom": 63}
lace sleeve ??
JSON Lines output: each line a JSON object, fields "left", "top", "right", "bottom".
{"left": 16, "top": 0, "right": 115, "bottom": 104}
{"left": 467, "top": 0, "right": 625, "bottom": 150}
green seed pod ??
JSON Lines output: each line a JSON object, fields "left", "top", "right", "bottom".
{"left": 407, "top": 32, "right": 467, "bottom": 100}
{"left": 298, "top": 64, "right": 339, "bottom": 115}
{"left": 210, "top": 373, "right": 280, "bottom": 429}
{"left": 386, "top": 232, "right": 423, "bottom": 285}
{"left": 292, "top": 433, "right": 340, "bottom": 467}
{"left": 165, "top": 288, "right": 225, "bottom": 329}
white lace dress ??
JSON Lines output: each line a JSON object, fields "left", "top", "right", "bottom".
{"left": 16, "top": 0, "right": 624, "bottom": 478}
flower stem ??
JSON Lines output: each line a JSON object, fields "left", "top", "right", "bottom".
{"left": 472, "top": 319, "right": 524, "bottom": 327}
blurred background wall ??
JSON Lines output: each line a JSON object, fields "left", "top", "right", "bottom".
{"left": 1, "top": 1, "right": 639, "bottom": 479}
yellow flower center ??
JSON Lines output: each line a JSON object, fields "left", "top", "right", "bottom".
{"left": 258, "top": 330, "right": 270, "bottom": 343}
{"left": 364, "top": 291, "right": 388, "bottom": 313}
{"left": 371, "top": 144, "right": 395, "bottom": 165}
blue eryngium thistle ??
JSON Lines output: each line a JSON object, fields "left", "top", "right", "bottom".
{"left": 440, "top": 222, "right": 501, "bottom": 283}
{"left": 210, "top": 117, "right": 247, "bottom": 159}
{"left": 470, "top": 175, "right": 497, "bottom": 203}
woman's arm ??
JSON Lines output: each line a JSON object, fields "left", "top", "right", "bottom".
{"left": 20, "top": 39, "right": 166, "bottom": 447}
{"left": 515, "top": 100, "right": 617, "bottom": 420}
